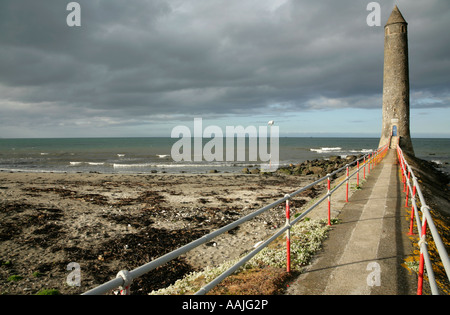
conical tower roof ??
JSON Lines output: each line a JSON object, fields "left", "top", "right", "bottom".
{"left": 386, "top": 5, "right": 407, "bottom": 26}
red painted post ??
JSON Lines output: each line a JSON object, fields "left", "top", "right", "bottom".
{"left": 402, "top": 164, "right": 406, "bottom": 192}
{"left": 285, "top": 197, "right": 291, "bottom": 273}
{"left": 404, "top": 174, "right": 407, "bottom": 193}
{"left": 408, "top": 185, "right": 416, "bottom": 235}
{"left": 345, "top": 165, "right": 349, "bottom": 203}
{"left": 405, "top": 171, "right": 411, "bottom": 207}
{"left": 363, "top": 156, "right": 366, "bottom": 179}
{"left": 402, "top": 158, "right": 406, "bottom": 181}
{"left": 357, "top": 160, "right": 360, "bottom": 187}
{"left": 400, "top": 156, "right": 406, "bottom": 192}
{"left": 399, "top": 154, "right": 403, "bottom": 174}
{"left": 120, "top": 286, "right": 130, "bottom": 295}
{"left": 117, "top": 270, "right": 132, "bottom": 295}
{"left": 417, "top": 217, "right": 428, "bottom": 295}
{"left": 327, "top": 174, "right": 331, "bottom": 226}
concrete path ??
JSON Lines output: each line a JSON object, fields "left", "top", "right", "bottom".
{"left": 286, "top": 149, "right": 418, "bottom": 295}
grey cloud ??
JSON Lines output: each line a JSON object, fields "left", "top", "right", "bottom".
{"left": 0, "top": 0, "right": 449, "bottom": 137}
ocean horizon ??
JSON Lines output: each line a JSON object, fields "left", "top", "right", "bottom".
{"left": 0, "top": 137, "right": 449, "bottom": 175}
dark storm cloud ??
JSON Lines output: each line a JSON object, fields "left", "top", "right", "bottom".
{"left": 0, "top": 0, "right": 449, "bottom": 136}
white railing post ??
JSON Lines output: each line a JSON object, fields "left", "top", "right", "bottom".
{"left": 285, "top": 194, "right": 291, "bottom": 273}
{"left": 117, "top": 270, "right": 132, "bottom": 295}
{"left": 397, "top": 146, "right": 450, "bottom": 295}
{"left": 345, "top": 164, "right": 349, "bottom": 203}
{"left": 327, "top": 173, "right": 331, "bottom": 226}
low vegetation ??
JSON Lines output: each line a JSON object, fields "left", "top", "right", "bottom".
{"left": 149, "top": 218, "right": 332, "bottom": 295}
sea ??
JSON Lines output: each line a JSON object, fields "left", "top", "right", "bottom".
{"left": 0, "top": 137, "right": 449, "bottom": 175}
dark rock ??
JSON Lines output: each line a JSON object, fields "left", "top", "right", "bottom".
{"left": 329, "top": 156, "right": 340, "bottom": 162}
{"left": 309, "top": 166, "right": 324, "bottom": 175}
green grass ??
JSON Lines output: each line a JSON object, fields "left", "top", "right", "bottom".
{"left": 7, "top": 275, "right": 23, "bottom": 282}
{"left": 36, "top": 289, "right": 61, "bottom": 295}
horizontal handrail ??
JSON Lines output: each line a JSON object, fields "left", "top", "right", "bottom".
{"left": 83, "top": 145, "right": 388, "bottom": 295}
{"left": 195, "top": 144, "right": 390, "bottom": 295}
{"left": 397, "top": 144, "right": 450, "bottom": 295}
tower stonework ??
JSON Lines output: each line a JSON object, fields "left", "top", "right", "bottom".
{"left": 379, "top": 6, "right": 414, "bottom": 155}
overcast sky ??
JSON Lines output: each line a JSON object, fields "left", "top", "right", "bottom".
{"left": 0, "top": 0, "right": 449, "bottom": 138}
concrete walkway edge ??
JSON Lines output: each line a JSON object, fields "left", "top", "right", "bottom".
{"left": 286, "top": 150, "right": 417, "bottom": 295}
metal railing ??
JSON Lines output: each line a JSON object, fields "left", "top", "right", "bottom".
{"left": 82, "top": 144, "right": 389, "bottom": 295}
{"left": 397, "top": 144, "right": 450, "bottom": 295}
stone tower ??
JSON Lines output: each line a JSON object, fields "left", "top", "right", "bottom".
{"left": 379, "top": 6, "right": 414, "bottom": 155}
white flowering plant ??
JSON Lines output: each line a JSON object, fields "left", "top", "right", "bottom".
{"left": 149, "top": 218, "right": 333, "bottom": 295}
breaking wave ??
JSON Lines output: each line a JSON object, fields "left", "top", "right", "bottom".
{"left": 310, "top": 147, "right": 342, "bottom": 153}
{"left": 310, "top": 147, "right": 373, "bottom": 154}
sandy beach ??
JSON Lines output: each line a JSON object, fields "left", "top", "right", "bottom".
{"left": 0, "top": 169, "right": 328, "bottom": 295}
{"left": 1, "top": 152, "right": 448, "bottom": 295}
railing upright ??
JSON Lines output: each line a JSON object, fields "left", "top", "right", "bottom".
{"left": 408, "top": 182, "right": 417, "bottom": 236}
{"left": 327, "top": 173, "right": 331, "bottom": 226}
{"left": 397, "top": 144, "right": 450, "bottom": 295}
{"left": 285, "top": 194, "right": 291, "bottom": 273}
{"left": 357, "top": 160, "right": 360, "bottom": 187}
{"left": 345, "top": 165, "right": 349, "bottom": 203}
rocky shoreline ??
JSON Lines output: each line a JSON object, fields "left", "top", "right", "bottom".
{"left": 244, "top": 154, "right": 361, "bottom": 178}
{"left": 403, "top": 153, "right": 450, "bottom": 294}
{"left": 0, "top": 165, "right": 328, "bottom": 295}
{"left": 1, "top": 152, "right": 448, "bottom": 295}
